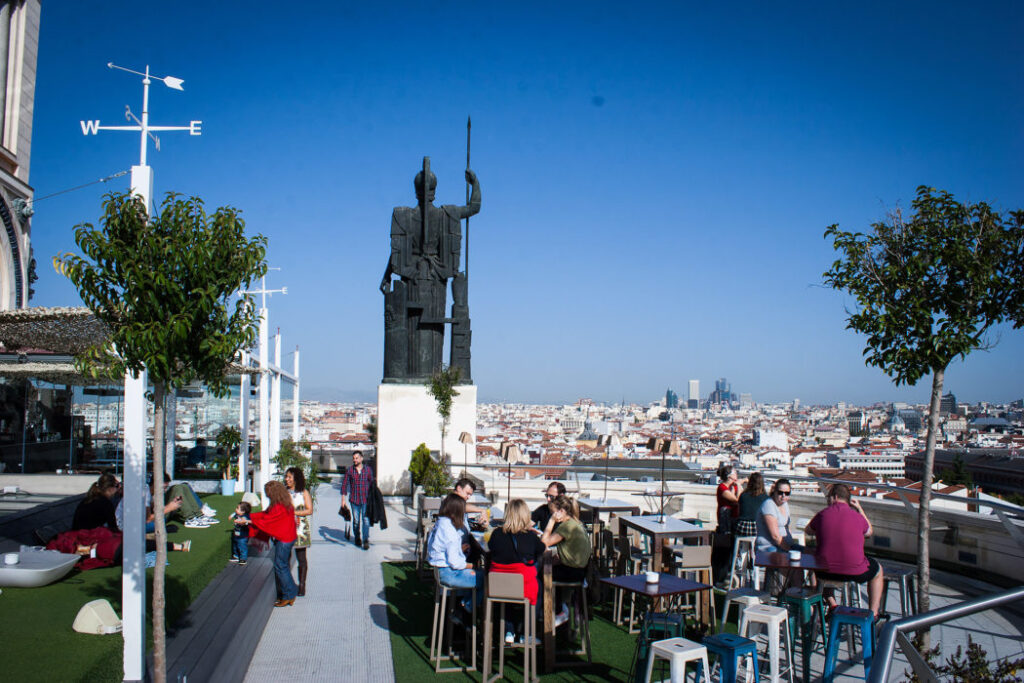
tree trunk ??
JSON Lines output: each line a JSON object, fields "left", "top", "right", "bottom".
{"left": 152, "top": 382, "right": 168, "bottom": 683}
{"left": 915, "top": 367, "right": 944, "bottom": 649}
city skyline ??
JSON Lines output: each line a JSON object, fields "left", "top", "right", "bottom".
{"left": 25, "top": 2, "right": 1024, "bottom": 406}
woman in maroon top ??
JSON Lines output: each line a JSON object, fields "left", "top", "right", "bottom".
{"left": 715, "top": 464, "right": 743, "bottom": 531}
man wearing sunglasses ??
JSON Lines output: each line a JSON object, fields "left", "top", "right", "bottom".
{"left": 531, "top": 482, "right": 566, "bottom": 530}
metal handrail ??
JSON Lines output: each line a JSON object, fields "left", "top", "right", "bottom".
{"left": 868, "top": 585, "right": 1024, "bottom": 682}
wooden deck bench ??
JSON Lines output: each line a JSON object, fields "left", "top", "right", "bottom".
{"left": 155, "top": 542, "right": 277, "bottom": 683}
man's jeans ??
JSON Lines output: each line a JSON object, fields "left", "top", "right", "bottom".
{"left": 350, "top": 502, "right": 370, "bottom": 542}
{"left": 273, "top": 539, "right": 298, "bottom": 600}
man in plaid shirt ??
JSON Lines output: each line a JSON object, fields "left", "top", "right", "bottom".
{"left": 341, "top": 451, "right": 374, "bottom": 549}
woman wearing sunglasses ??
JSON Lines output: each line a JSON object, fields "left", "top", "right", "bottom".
{"left": 755, "top": 478, "right": 799, "bottom": 554}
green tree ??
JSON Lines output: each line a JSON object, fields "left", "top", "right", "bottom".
{"left": 409, "top": 442, "right": 452, "bottom": 496}
{"left": 273, "top": 438, "right": 320, "bottom": 500}
{"left": 426, "top": 365, "right": 461, "bottom": 471}
{"left": 214, "top": 425, "right": 242, "bottom": 480}
{"left": 938, "top": 453, "right": 973, "bottom": 487}
{"left": 823, "top": 186, "right": 1024, "bottom": 635}
{"left": 58, "top": 191, "right": 267, "bottom": 683}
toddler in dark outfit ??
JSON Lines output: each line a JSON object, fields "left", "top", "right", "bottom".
{"left": 229, "top": 501, "right": 252, "bottom": 564}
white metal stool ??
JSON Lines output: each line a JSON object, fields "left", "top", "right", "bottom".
{"left": 728, "top": 536, "right": 758, "bottom": 589}
{"left": 720, "top": 586, "right": 771, "bottom": 631}
{"left": 644, "top": 637, "right": 710, "bottom": 683}
{"left": 739, "top": 603, "right": 795, "bottom": 683}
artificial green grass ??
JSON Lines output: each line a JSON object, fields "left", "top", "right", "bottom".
{"left": 383, "top": 561, "right": 641, "bottom": 682}
{"left": 0, "top": 494, "right": 238, "bottom": 683}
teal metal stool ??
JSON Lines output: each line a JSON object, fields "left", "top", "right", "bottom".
{"left": 703, "top": 632, "right": 759, "bottom": 683}
{"left": 781, "top": 587, "right": 827, "bottom": 681}
{"left": 823, "top": 606, "right": 873, "bottom": 682}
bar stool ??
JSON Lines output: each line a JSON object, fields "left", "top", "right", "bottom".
{"left": 823, "top": 606, "right": 874, "bottom": 682}
{"left": 645, "top": 637, "right": 710, "bottom": 683}
{"left": 631, "top": 611, "right": 687, "bottom": 682}
{"left": 780, "top": 587, "right": 827, "bottom": 682}
{"left": 552, "top": 578, "right": 592, "bottom": 664}
{"left": 728, "top": 536, "right": 758, "bottom": 589}
{"left": 720, "top": 586, "right": 771, "bottom": 632}
{"left": 482, "top": 573, "right": 536, "bottom": 683}
{"left": 703, "top": 632, "right": 759, "bottom": 683}
{"left": 429, "top": 568, "right": 478, "bottom": 673}
{"left": 738, "top": 604, "right": 795, "bottom": 683}
{"left": 879, "top": 562, "right": 917, "bottom": 618}
{"left": 672, "top": 544, "right": 717, "bottom": 629}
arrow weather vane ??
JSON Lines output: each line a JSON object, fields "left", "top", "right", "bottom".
{"left": 80, "top": 63, "right": 202, "bottom": 169}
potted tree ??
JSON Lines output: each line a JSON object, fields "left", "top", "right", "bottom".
{"left": 214, "top": 426, "right": 242, "bottom": 496}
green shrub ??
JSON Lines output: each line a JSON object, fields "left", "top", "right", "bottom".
{"left": 409, "top": 442, "right": 451, "bottom": 496}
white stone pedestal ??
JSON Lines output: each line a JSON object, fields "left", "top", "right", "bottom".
{"left": 376, "top": 383, "right": 477, "bottom": 495}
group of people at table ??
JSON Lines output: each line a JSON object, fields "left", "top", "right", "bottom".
{"left": 426, "top": 479, "right": 588, "bottom": 642}
{"left": 716, "top": 464, "right": 885, "bottom": 618}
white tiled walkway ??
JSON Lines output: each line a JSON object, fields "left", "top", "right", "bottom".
{"left": 243, "top": 481, "right": 415, "bottom": 682}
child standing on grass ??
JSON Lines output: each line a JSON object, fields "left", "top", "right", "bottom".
{"left": 230, "top": 501, "right": 252, "bottom": 564}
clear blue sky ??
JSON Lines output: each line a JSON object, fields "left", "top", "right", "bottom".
{"left": 28, "top": 2, "right": 1024, "bottom": 405}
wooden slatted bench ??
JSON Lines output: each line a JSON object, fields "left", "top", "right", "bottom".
{"left": 155, "top": 544, "right": 276, "bottom": 683}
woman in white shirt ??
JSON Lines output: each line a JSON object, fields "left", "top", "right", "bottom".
{"left": 427, "top": 493, "right": 484, "bottom": 607}
{"left": 756, "top": 478, "right": 797, "bottom": 553}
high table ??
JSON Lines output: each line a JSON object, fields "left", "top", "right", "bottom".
{"left": 616, "top": 515, "right": 712, "bottom": 623}
{"left": 755, "top": 550, "right": 824, "bottom": 683}
{"left": 577, "top": 497, "right": 641, "bottom": 562}
{"left": 600, "top": 573, "right": 713, "bottom": 621}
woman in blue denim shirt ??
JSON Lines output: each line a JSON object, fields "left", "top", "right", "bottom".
{"left": 427, "top": 493, "right": 484, "bottom": 609}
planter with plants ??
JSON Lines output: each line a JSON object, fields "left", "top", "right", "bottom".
{"left": 214, "top": 426, "right": 242, "bottom": 496}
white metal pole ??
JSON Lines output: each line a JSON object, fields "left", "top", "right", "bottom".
{"left": 238, "top": 351, "right": 250, "bottom": 493}
{"left": 139, "top": 66, "right": 150, "bottom": 167}
{"left": 270, "top": 331, "right": 281, "bottom": 460}
{"left": 292, "top": 346, "right": 300, "bottom": 442}
{"left": 258, "top": 310, "right": 270, "bottom": 507}
{"left": 121, "top": 368, "right": 147, "bottom": 683}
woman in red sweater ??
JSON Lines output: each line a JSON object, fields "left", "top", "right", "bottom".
{"left": 245, "top": 480, "right": 298, "bottom": 606}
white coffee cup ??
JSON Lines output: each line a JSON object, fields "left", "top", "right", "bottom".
{"left": 4, "top": 552, "right": 18, "bottom": 565}
{"left": 789, "top": 549, "right": 801, "bottom": 561}
{"left": 645, "top": 570, "right": 660, "bottom": 584}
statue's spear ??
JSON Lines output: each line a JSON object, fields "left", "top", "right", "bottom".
{"left": 465, "top": 116, "right": 471, "bottom": 280}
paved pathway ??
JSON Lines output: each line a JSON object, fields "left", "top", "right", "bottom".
{"left": 244, "top": 480, "right": 416, "bottom": 682}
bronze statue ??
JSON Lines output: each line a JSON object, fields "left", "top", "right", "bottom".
{"left": 380, "top": 157, "right": 480, "bottom": 383}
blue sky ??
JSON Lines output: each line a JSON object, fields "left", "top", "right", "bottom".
{"left": 28, "top": 2, "right": 1024, "bottom": 405}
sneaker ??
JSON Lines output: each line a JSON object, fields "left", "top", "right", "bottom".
{"left": 505, "top": 631, "right": 516, "bottom": 645}
{"left": 554, "top": 606, "right": 569, "bottom": 628}
{"left": 229, "top": 557, "right": 239, "bottom": 563}
{"left": 201, "top": 505, "right": 216, "bottom": 517}
{"left": 238, "top": 560, "right": 247, "bottom": 566}
{"left": 201, "top": 516, "right": 220, "bottom": 524}
{"left": 185, "top": 517, "right": 210, "bottom": 528}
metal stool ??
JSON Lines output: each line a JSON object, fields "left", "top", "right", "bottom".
{"left": 482, "top": 572, "right": 536, "bottom": 683}
{"left": 780, "top": 587, "right": 827, "bottom": 682}
{"left": 728, "top": 536, "right": 758, "bottom": 589}
{"left": 632, "top": 611, "right": 687, "bottom": 682}
{"left": 879, "top": 562, "right": 917, "bottom": 618}
{"left": 721, "top": 586, "right": 771, "bottom": 631}
{"left": 704, "top": 632, "right": 759, "bottom": 683}
{"left": 429, "top": 568, "right": 478, "bottom": 673}
{"left": 739, "top": 603, "right": 795, "bottom": 683}
{"left": 552, "top": 578, "right": 592, "bottom": 664}
{"left": 645, "top": 637, "right": 710, "bottom": 683}
{"left": 823, "top": 606, "right": 874, "bottom": 682}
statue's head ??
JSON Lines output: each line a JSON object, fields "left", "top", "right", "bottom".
{"left": 414, "top": 170, "right": 437, "bottom": 202}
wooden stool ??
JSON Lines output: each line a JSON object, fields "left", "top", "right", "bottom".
{"left": 823, "top": 606, "right": 874, "bottom": 682}
{"left": 429, "top": 568, "right": 478, "bottom": 673}
{"left": 482, "top": 572, "right": 536, "bottom": 683}
{"left": 645, "top": 637, "right": 710, "bottom": 683}
{"left": 739, "top": 603, "right": 795, "bottom": 683}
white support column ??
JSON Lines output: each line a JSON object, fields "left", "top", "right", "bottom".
{"left": 121, "top": 368, "right": 147, "bottom": 682}
{"left": 270, "top": 331, "right": 281, "bottom": 460}
{"left": 258, "top": 310, "right": 270, "bottom": 507}
{"left": 164, "top": 388, "right": 176, "bottom": 480}
{"left": 292, "top": 346, "right": 300, "bottom": 442}
{"left": 238, "top": 351, "right": 250, "bottom": 493}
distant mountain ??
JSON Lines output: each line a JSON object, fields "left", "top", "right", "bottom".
{"left": 302, "top": 386, "right": 378, "bottom": 403}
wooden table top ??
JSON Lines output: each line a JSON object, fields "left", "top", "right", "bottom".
{"left": 755, "top": 550, "right": 823, "bottom": 571}
{"left": 600, "top": 572, "right": 711, "bottom": 598}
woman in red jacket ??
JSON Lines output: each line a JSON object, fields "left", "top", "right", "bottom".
{"left": 245, "top": 480, "right": 298, "bottom": 606}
